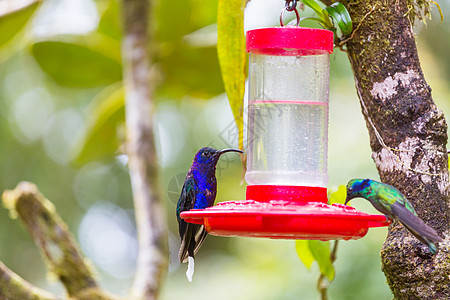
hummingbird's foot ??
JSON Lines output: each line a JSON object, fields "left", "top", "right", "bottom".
{"left": 415, "top": 244, "right": 434, "bottom": 260}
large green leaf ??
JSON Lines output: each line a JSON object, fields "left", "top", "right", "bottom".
{"left": 98, "top": 0, "right": 122, "bottom": 40}
{"left": 296, "top": 240, "right": 336, "bottom": 281}
{"left": 295, "top": 240, "right": 315, "bottom": 269}
{"left": 309, "top": 240, "right": 335, "bottom": 281}
{"left": 154, "top": 0, "right": 192, "bottom": 43}
{"left": 217, "top": 0, "right": 246, "bottom": 149}
{"left": 71, "top": 84, "right": 125, "bottom": 165}
{"left": 157, "top": 45, "right": 224, "bottom": 98}
{"left": 0, "top": 1, "right": 40, "bottom": 48}
{"left": 154, "top": 0, "right": 218, "bottom": 43}
{"left": 148, "top": 0, "right": 224, "bottom": 98}
{"left": 31, "top": 36, "right": 122, "bottom": 88}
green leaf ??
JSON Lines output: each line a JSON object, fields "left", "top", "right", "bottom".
{"left": 325, "top": 2, "right": 353, "bottom": 35}
{"left": 328, "top": 185, "right": 347, "bottom": 205}
{"left": 98, "top": 0, "right": 122, "bottom": 40}
{"left": 155, "top": 0, "right": 218, "bottom": 43}
{"left": 157, "top": 45, "right": 224, "bottom": 98}
{"left": 309, "top": 240, "right": 335, "bottom": 281}
{"left": 301, "top": 0, "right": 325, "bottom": 19}
{"left": 301, "top": 0, "right": 332, "bottom": 28}
{"left": 31, "top": 37, "right": 122, "bottom": 88}
{"left": 154, "top": 0, "right": 192, "bottom": 43}
{"left": 217, "top": 0, "right": 246, "bottom": 149}
{"left": 295, "top": 240, "right": 315, "bottom": 269}
{"left": 0, "top": 1, "right": 40, "bottom": 48}
{"left": 153, "top": 0, "right": 222, "bottom": 98}
{"left": 71, "top": 84, "right": 125, "bottom": 165}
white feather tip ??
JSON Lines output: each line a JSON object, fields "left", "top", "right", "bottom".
{"left": 186, "top": 256, "right": 195, "bottom": 282}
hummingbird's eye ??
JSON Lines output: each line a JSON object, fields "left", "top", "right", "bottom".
{"left": 202, "top": 151, "right": 210, "bottom": 157}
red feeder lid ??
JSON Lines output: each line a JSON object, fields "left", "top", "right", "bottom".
{"left": 246, "top": 27, "right": 334, "bottom": 56}
{"left": 246, "top": 185, "right": 328, "bottom": 203}
{"left": 181, "top": 186, "right": 390, "bottom": 240}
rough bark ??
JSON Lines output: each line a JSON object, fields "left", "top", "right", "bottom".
{"left": 341, "top": 0, "right": 450, "bottom": 298}
{"left": 121, "top": 0, "right": 168, "bottom": 299}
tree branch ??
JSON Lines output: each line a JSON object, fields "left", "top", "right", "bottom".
{"left": 0, "top": 261, "right": 58, "bottom": 300}
{"left": 1, "top": 182, "right": 115, "bottom": 300}
{"left": 316, "top": 241, "right": 339, "bottom": 300}
{"left": 342, "top": 0, "right": 450, "bottom": 297}
{"left": 121, "top": 0, "right": 168, "bottom": 299}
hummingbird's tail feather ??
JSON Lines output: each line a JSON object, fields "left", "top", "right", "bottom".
{"left": 192, "top": 226, "right": 208, "bottom": 254}
{"left": 186, "top": 256, "right": 195, "bottom": 282}
{"left": 391, "top": 203, "right": 443, "bottom": 253}
{"left": 178, "top": 223, "right": 207, "bottom": 263}
{"left": 401, "top": 221, "right": 441, "bottom": 254}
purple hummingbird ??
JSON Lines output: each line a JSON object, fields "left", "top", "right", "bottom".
{"left": 176, "top": 147, "right": 243, "bottom": 281}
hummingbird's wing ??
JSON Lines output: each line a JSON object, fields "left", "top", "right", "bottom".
{"left": 390, "top": 201, "right": 443, "bottom": 253}
{"left": 179, "top": 224, "right": 207, "bottom": 263}
{"left": 176, "top": 176, "right": 196, "bottom": 237}
{"left": 177, "top": 176, "right": 208, "bottom": 263}
{"left": 376, "top": 185, "right": 417, "bottom": 216}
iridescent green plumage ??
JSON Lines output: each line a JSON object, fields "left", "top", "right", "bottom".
{"left": 346, "top": 179, "right": 442, "bottom": 254}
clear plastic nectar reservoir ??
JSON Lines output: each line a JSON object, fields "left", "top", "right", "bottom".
{"left": 245, "top": 27, "right": 333, "bottom": 187}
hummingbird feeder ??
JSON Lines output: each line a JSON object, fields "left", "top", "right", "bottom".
{"left": 181, "top": 6, "right": 390, "bottom": 240}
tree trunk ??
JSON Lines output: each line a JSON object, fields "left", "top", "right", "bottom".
{"left": 342, "top": 0, "right": 450, "bottom": 298}
{"left": 121, "top": 0, "right": 168, "bottom": 299}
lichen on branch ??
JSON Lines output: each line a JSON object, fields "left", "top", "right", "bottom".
{"left": 2, "top": 182, "right": 117, "bottom": 300}
{"left": 0, "top": 261, "right": 58, "bottom": 300}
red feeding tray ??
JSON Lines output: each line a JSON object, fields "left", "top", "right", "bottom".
{"left": 180, "top": 185, "right": 390, "bottom": 240}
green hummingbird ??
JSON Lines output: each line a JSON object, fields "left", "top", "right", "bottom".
{"left": 345, "top": 178, "right": 443, "bottom": 254}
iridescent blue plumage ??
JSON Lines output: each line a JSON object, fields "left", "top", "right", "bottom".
{"left": 176, "top": 147, "right": 243, "bottom": 270}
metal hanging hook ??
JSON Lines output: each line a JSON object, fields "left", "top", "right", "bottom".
{"left": 280, "top": 0, "right": 300, "bottom": 27}
{"left": 285, "top": 0, "right": 298, "bottom": 11}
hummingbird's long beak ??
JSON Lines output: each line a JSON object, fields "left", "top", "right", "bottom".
{"left": 344, "top": 197, "right": 350, "bottom": 205}
{"left": 218, "top": 148, "right": 244, "bottom": 155}
{"left": 344, "top": 186, "right": 353, "bottom": 205}
{"left": 344, "top": 192, "right": 353, "bottom": 205}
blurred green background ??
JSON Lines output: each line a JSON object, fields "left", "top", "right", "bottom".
{"left": 0, "top": 0, "right": 448, "bottom": 299}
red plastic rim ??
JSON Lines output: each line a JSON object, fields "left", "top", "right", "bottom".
{"left": 246, "top": 27, "right": 334, "bottom": 56}
{"left": 181, "top": 186, "right": 391, "bottom": 240}
{"left": 246, "top": 185, "right": 327, "bottom": 204}
{"left": 181, "top": 200, "right": 391, "bottom": 240}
